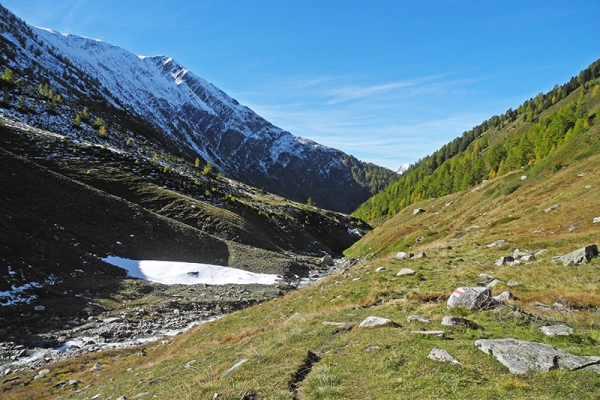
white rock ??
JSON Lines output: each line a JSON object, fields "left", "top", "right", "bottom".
{"left": 224, "top": 359, "right": 248, "bottom": 376}
{"left": 539, "top": 325, "right": 574, "bottom": 336}
{"left": 396, "top": 268, "right": 415, "bottom": 276}
{"left": 359, "top": 316, "right": 398, "bottom": 328}
{"left": 447, "top": 287, "right": 497, "bottom": 310}
{"left": 428, "top": 347, "right": 461, "bottom": 364}
{"left": 493, "top": 291, "right": 513, "bottom": 302}
{"left": 407, "top": 315, "right": 431, "bottom": 323}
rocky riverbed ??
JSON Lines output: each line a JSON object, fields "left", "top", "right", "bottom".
{"left": 1, "top": 259, "right": 351, "bottom": 375}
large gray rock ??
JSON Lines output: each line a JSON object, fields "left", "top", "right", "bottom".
{"left": 428, "top": 347, "right": 461, "bottom": 364}
{"left": 552, "top": 244, "right": 598, "bottom": 266}
{"left": 358, "top": 316, "right": 399, "bottom": 328}
{"left": 447, "top": 287, "right": 497, "bottom": 310}
{"left": 475, "top": 338, "right": 600, "bottom": 374}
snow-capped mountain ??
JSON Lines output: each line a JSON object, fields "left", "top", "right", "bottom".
{"left": 395, "top": 163, "right": 410, "bottom": 174}
{"left": 0, "top": 5, "right": 396, "bottom": 213}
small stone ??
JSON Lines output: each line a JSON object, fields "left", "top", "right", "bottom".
{"left": 493, "top": 291, "right": 513, "bottom": 302}
{"left": 414, "top": 251, "right": 426, "bottom": 258}
{"left": 34, "top": 305, "right": 45, "bottom": 312}
{"left": 520, "top": 175, "right": 527, "bottom": 180}
{"left": 428, "top": 347, "right": 461, "bottom": 364}
{"left": 486, "top": 279, "right": 502, "bottom": 288}
{"left": 91, "top": 363, "right": 101, "bottom": 371}
{"left": 375, "top": 267, "right": 386, "bottom": 272}
{"left": 507, "top": 281, "right": 519, "bottom": 287}
{"left": 396, "top": 268, "right": 415, "bottom": 276}
{"left": 224, "top": 359, "right": 248, "bottom": 376}
{"left": 496, "top": 256, "right": 515, "bottom": 266}
{"left": 539, "top": 325, "right": 574, "bottom": 337}
{"left": 520, "top": 254, "right": 536, "bottom": 262}
{"left": 407, "top": 315, "right": 431, "bottom": 323}
{"left": 544, "top": 204, "right": 560, "bottom": 213}
{"left": 593, "top": 217, "right": 600, "bottom": 224}
{"left": 359, "top": 316, "right": 399, "bottom": 328}
{"left": 441, "top": 316, "right": 461, "bottom": 326}
{"left": 486, "top": 239, "right": 508, "bottom": 248}
{"left": 184, "top": 360, "right": 197, "bottom": 369}
{"left": 396, "top": 252, "right": 410, "bottom": 260}
{"left": 321, "top": 255, "right": 334, "bottom": 266}
{"left": 413, "top": 208, "right": 426, "bottom": 215}
{"left": 34, "top": 368, "right": 51, "bottom": 380}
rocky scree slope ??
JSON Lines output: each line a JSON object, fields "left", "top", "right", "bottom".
{"left": 0, "top": 5, "right": 397, "bottom": 213}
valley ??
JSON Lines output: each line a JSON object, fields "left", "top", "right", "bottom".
{"left": 1, "top": 3, "right": 600, "bottom": 399}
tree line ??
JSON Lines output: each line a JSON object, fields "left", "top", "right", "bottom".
{"left": 353, "top": 59, "right": 600, "bottom": 222}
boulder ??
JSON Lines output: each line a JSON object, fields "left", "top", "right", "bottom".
{"left": 321, "top": 255, "right": 334, "bottom": 266}
{"left": 414, "top": 251, "right": 426, "bottom": 258}
{"left": 539, "top": 325, "right": 574, "bottom": 336}
{"left": 413, "top": 208, "right": 426, "bottom": 215}
{"left": 358, "top": 316, "right": 399, "bottom": 328}
{"left": 552, "top": 244, "right": 599, "bottom": 266}
{"left": 396, "top": 268, "right": 415, "bottom": 276}
{"left": 428, "top": 347, "right": 461, "bottom": 364}
{"left": 396, "top": 252, "right": 410, "bottom": 260}
{"left": 447, "top": 287, "right": 497, "bottom": 310}
{"left": 475, "top": 338, "right": 600, "bottom": 374}
{"left": 593, "top": 217, "right": 600, "bottom": 224}
{"left": 407, "top": 315, "right": 431, "bottom": 323}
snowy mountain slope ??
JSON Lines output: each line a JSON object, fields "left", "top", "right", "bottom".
{"left": 0, "top": 5, "right": 396, "bottom": 212}
{"left": 395, "top": 163, "right": 410, "bottom": 174}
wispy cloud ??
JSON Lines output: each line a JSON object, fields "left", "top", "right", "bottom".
{"left": 233, "top": 71, "right": 496, "bottom": 169}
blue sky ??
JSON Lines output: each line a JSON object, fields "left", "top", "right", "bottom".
{"left": 3, "top": 1, "right": 599, "bottom": 170}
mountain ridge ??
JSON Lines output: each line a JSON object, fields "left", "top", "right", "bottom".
{"left": 0, "top": 5, "right": 397, "bottom": 213}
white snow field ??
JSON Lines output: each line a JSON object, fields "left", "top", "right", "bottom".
{"left": 102, "top": 256, "right": 282, "bottom": 285}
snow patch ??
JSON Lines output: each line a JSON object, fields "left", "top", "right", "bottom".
{"left": 102, "top": 256, "right": 282, "bottom": 285}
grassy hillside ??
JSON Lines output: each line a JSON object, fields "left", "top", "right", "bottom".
{"left": 3, "top": 94, "right": 600, "bottom": 398}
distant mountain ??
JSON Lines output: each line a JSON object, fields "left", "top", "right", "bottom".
{"left": 0, "top": 5, "right": 396, "bottom": 213}
{"left": 395, "top": 163, "right": 410, "bottom": 174}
